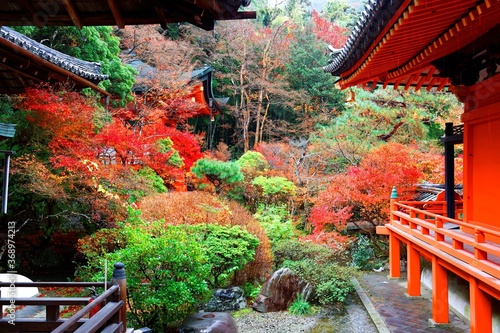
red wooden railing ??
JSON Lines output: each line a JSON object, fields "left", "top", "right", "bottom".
{"left": 389, "top": 200, "right": 500, "bottom": 295}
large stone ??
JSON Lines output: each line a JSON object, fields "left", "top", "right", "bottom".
{"left": 204, "top": 286, "right": 246, "bottom": 312}
{"left": 252, "top": 267, "right": 313, "bottom": 313}
{"left": 179, "top": 312, "right": 238, "bottom": 333}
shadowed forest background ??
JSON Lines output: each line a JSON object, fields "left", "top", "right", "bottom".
{"left": 0, "top": 0, "right": 463, "bottom": 330}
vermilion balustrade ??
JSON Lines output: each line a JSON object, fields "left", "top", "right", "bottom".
{"left": 389, "top": 200, "right": 500, "bottom": 295}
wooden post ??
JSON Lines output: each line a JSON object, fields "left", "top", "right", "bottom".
{"left": 389, "top": 232, "right": 401, "bottom": 278}
{"left": 470, "top": 277, "right": 492, "bottom": 333}
{"left": 431, "top": 256, "right": 449, "bottom": 324}
{"left": 112, "top": 262, "right": 127, "bottom": 333}
{"left": 389, "top": 186, "right": 401, "bottom": 278}
{"left": 407, "top": 243, "right": 421, "bottom": 296}
{"left": 443, "top": 122, "right": 456, "bottom": 219}
{"left": 389, "top": 186, "right": 398, "bottom": 224}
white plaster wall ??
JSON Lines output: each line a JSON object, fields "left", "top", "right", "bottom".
{"left": 421, "top": 266, "right": 500, "bottom": 332}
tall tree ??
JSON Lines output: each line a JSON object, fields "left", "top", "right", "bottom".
{"left": 285, "top": 20, "right": 346, "bottom": 134}
{"left": 203, "top": 20, "right": 297, "bottom": 152}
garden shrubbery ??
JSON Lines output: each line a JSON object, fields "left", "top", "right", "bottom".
{"left": 139, "top": 191, "right": 273, "bottom": 283}
{"left": 273, "top": 239, "right": 357, "bottom": 306}
{"left": 76, "top": 208, "right": 261, "bottom": 331}
{"left": 77, "top": 222, "right": 210, "bottom": 331}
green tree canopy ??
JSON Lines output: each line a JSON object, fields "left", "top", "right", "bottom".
{"left": 191, "top": 158, "right": 244, "bottom": 193}
{"left": 14, "top": 26, "right": 136, "bottom": 105}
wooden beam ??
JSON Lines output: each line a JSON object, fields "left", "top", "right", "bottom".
{"left": 107, "top": 0, "right": 125, "bottom": 29}
{"left": 155, "top": 6, "right": 168, "bottom": 29}
{"left": 18, "top": 0, "right": 44, "bottom": 27}
{"left": 61, "top": 0, "right": 83, "bottom": 29}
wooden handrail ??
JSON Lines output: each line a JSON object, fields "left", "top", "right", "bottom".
{"left": 0, "top": 262, "right": 127, "bottom": 333}
{"left": 395, "top": 201, "right": 500, "bottom": 238}
{"left": 390, "top": 201, "right": 500, "bottom": 282}
{"left": 0, "top": 282, "right": 107, "bottom": 288}
{"left": 73, "top": 301, "right": 123, "bottom": 333}
{"left": 51, "top": 284, "right": 120, "bottom": 333}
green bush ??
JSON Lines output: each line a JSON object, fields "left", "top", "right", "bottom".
{"left": 272, "top": 239, "right": 339, "bottom": 269}
{"left": 237, "top": 151, "right": 269, "bottom": 173}
{"left": 282, "top": 259, "right": 356, "bottom": 305}
{"left": 191, "top": 158, "right": 244, "bottom": 193}
{"left": 78, "top": 224, "right": 210, "bottom": 331}
{"left": 76, "top": 210, "right": 261, "bottom": 330}
{"left": 252, "top": 175, "right": 295, "bottom": 198}
{"left": 241, "top": 282, "right": 261, "bottom": 301}
{"left": 187, "top": 224, "right": 260, "bottom": 287}
{"left": 288, "top": 293, "right": 312, "bottom": 316}
{"left": 254, "top": 204, "right": 294, "bottom": 244}
{"left": 137, "top": 166, "right": 168, "bottom": 194}
{"left": 350, "top": 234, "right": 375, "bottom": 270}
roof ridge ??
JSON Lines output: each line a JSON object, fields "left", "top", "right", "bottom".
{"left": 0, "top": 26, "right": 108, "bottom": 82}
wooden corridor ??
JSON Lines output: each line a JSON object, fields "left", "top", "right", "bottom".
{"left": 378, "top": 194, "right": 500, "bottom": 333}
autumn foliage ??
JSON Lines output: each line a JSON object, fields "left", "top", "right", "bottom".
{"left": 311, "top": 10, "right": 349, "bottom": 48}
{"left": 305, "top": 142, "right": 446, "bottom": 248}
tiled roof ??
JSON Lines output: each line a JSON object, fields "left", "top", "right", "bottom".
{"left": 0, "top": 123, "right": 16, "bottom": 138}
{"left": 323, "top": 0, "right": 404, "bottom": 76}
{"left": 324, "top": 0, "right": 500, "bottom": 91}
{"left": 0, "top": 26, "right": 108, "bottom": 82}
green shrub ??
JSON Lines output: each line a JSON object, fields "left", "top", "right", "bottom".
{"left": 283, "top": 259, "right": 356, "bottom": 306}
{"left": 272, "top": 239, "right": 339, "bottom": 269}
{"left": 241, "top": 282, "right": 261, "bottom": 301}
{"left": 350, "top": 234, "right": 374, "bottom": 270}
{"left": 187, "top": 224, "right": 260, "bottom": 288}
{"left": 252, "top": 175, "right": 295, "bottom": 197}
{"left": 191, "top": 158, "right": 244, "bottom": 193}
{"left": 254, "top": 204, "right": 294, "bottom": 244}
{"left": 78, "top": 224, "right": 210, "bottom": 331}
{"left": 137, "top": 166, "right": 167, "bottom": 193}
{"left": 76, "top": 210, "right": 262, "bottom": 330}
{"left": 237, "top": 151, "right": 269, "bottom": 173}
{"left": 288, "top": 293, "right": 312, "bottom": 316}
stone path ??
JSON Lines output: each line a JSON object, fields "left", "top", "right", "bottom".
{"left": 358, "top": 272, "right": 470, "bottom": 333}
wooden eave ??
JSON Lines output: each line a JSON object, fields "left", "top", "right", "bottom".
{"left": 0, "top": 27, "right": 109, "bottom": 95}
{"left": 0, "top": 0, "right": 256, "bottom": 31}
{"left": 327, "top": 0, "right": 500, "bottom": 91}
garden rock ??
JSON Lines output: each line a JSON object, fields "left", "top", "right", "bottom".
{"left": 204, "top": 286, "right": 247, "bottom": 312}
{"left": 252, "top": 267, "right": 313, "bottom": 313}
{"left": 179, "top": 312, "right": 238, "bottom": 333}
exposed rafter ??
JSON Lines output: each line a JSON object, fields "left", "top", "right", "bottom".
{"left": 61, "top": 0, "right": 83, "bottom": 29}
{"left": 325, "top": 0, "right": 500, "bottom": 91}
{"left": 0, "top": 0, "right": 256, "bottom": 31}
{"left": 106, "top": 0, "right": 125, "bottom": 29}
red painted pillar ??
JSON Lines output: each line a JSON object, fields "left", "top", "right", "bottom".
{"left": 407, "top": 243, "right": 421, "bottom": 296}
{"left": 470, "top": 277, "right": 492, "bottom": 333}
{"left": 389, "top": 186, "right": 401, "bottom": 278}
{"left": 389, "top": 232, "right": 401, "bottom": 278}
{"left": 431, "top": 256, "right": 449, "bottom": 324}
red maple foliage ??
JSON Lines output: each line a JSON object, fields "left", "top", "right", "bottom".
{"left": 306, "top": 142, "right": 438, "bottom": 248}
{"left": 311, "top": 10, "right": 349, "bottom": 48}
{"left": 21, "top": 87, "right": 98, "bottom": 174}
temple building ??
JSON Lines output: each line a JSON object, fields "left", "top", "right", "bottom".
{"left": 324, "top": 1, "right": 499, "bottom": 332}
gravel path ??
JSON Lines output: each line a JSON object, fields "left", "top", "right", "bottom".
{"left": 233, "top": 310, "right": 317, "bottom": 333}
{"left": 233, "top": 292, "right": 378, "bottom": 333}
